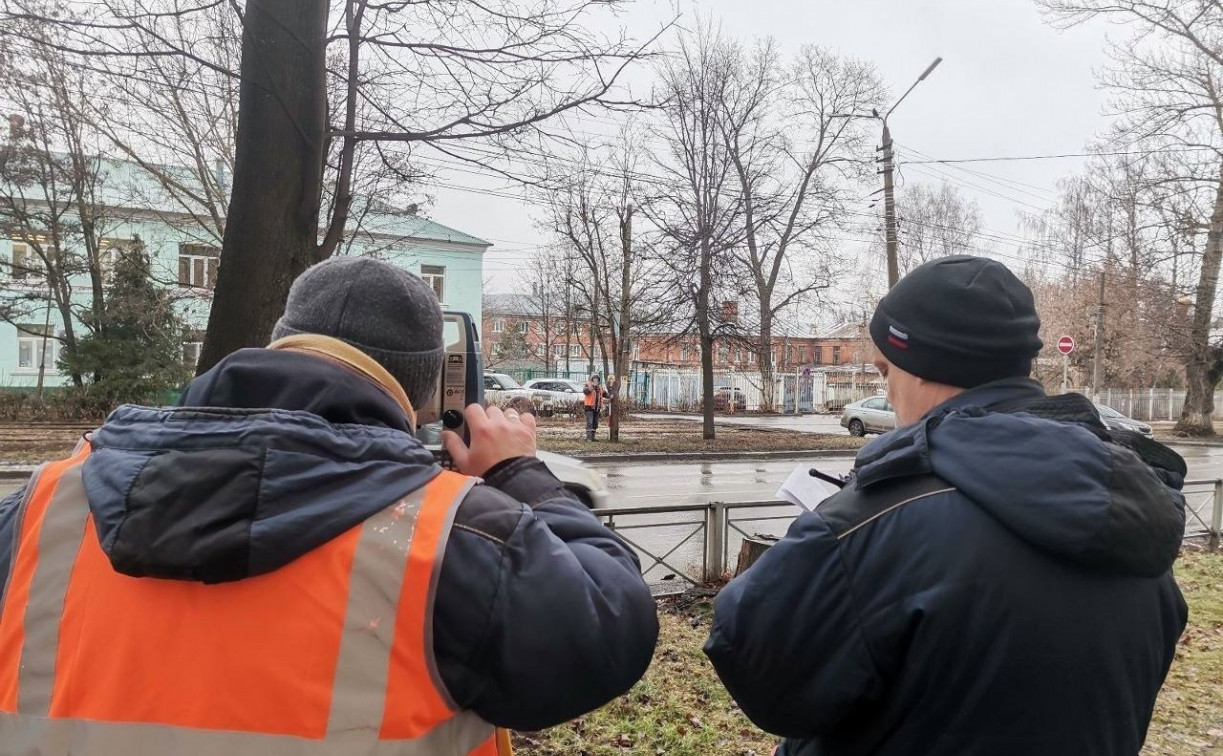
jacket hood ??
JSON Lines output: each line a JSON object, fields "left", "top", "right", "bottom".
{"left": 852, "top": 379, "right": 1186, "bottom": 578}
{"left": 82, "top": 351, "right": 440, "bottom": 584}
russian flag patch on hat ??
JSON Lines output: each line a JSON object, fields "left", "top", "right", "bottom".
{"left": 887, "top": 325, "right": 910, "bottom": 350}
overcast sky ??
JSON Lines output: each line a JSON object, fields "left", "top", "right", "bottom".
{"left": 425, "top": 0, "right": 1114, "bottom": 311}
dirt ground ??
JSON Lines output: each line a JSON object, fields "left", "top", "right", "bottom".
{"left": 0, "top": 418, "right": 862, "bottom": 466}
{"left": 0, "top": 424, "right": 90, "bottom": 465}
{"left": 534, "top": 417, "right": 862, "bottom": 456}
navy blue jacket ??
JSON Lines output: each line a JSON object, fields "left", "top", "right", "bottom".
{"left": 0, "top": 349, "right": 658, "bottom": 731}
{"left": 706, "top": 379, "right": 1188, "bottom": 756}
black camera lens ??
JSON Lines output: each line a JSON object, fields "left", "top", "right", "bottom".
{"left": 442, "top": 409, "right": 464, "bottom": 430}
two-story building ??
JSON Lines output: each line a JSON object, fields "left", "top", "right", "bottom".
{"left": 0, "top": 158, "right": 490, "bottom": 387}
{"left": 480, "top": 290, "right": 871, "bottom": 375}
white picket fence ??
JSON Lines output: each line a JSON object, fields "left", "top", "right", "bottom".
{"left": 630, "top": 368, "right": 885, "bottom": 414}
{"left": 1094, "top": 388, "right": 1223, "bottom": 422}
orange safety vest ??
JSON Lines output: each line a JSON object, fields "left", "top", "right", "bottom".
{"left": 0, "top": 443, "right": 511, "bottom": 756}
{"left": 583, "top": 385, "right": 603, "bottom": 409}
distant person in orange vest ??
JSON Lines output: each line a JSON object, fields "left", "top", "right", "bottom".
{"left": 0, "top": 257, "right": 658, "bottom": 755}
{"left": 583, "top": 374, "right": 610, "bottom": 441}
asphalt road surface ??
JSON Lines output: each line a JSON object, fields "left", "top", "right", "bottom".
{"left": 586, "top": 444, "right": 1223, "bottom": 585}
{"left": 2, "top": 443, "right": 1219, "bottom": 587}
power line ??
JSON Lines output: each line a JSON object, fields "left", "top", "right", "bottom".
{"left": 903, "top": 147, "right": 1216, "bottom": 165}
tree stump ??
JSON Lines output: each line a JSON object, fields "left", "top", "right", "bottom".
{"left": 736, "top": 535, "right": 779, "bottom": 576}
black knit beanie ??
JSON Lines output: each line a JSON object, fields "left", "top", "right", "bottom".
{"left": 870, "top": 256, "right": 1043, "bottom": 388}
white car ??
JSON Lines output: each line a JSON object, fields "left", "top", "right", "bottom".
{"left": 483, "top": 372, "right": 543, "bottom": 405}
{"left": 522, "top": 378, "right": 586, "bottom": 411}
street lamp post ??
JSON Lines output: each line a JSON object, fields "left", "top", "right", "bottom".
{"left": 879, "top": 57, "right": 943, "bottom": 289}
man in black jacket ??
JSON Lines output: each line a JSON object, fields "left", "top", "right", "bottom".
{"left": 0, "top": 257, "right": 658, "bottom": 737}
{"left": 706, "top": 256, "right": 1187, "bottom": 756}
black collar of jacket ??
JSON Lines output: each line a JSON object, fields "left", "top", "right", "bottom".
{"left": 852, "top": 377, "right": 1186, "bottom": 489}
{"left": 853, "top": 378, "right": 1047, "bottom": 490}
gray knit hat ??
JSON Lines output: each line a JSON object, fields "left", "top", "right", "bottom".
{"left": 271, "top": 256, "right": 444, "bottom": 408}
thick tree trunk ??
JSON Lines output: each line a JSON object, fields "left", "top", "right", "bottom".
{"left": 198, "top": 0, "right": 329, "bottom": 373}
{"left": 736, "top": 535, "right": 778, "bottom": 576}
{"left": 1176, "top": 165, "right": 1223, "bottom": 436}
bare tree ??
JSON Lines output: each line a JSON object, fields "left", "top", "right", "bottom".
{"left": 4, "top": 0, "right": 662, "bottom": 372}
{"left": 895, "top": 182, "right": 985, "bottom": 272}
{"left": 0, "top": 16, "right": 121, "bottom": 388}
{"left": 538, "top": 125, "right": 668, "bottom": 441}
{"left": 518, "top": 246, "right": 573, "bottom": 373}
{"left": 649, "top": 21, "right": 743, "bottom": 440}
{"left": 719, "top": 41, "right": 883, "bottom": 410}
{"left": 1040, "top": 0, "right": 1223, "bottom": 435}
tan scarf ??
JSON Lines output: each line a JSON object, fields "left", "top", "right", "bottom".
{"left": 266, "top": 334, "right": 418, "bottom": 429}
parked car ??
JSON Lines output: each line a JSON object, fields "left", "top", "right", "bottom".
{"left": 712, "top": 386, "right": 748, "bottom": 413}
{"left": 483, "top": 372, "right": 549, "bottom": 411}
{"left": 841, "top": 396, "right": 896, "bottom": 437}
{"left": 523, "top": 378, "right": 585, "bottom": 405}
{"left": 1095, "top": 404, "right": 1153, "bottom": 438}
{"left": 524, "top": 378, "right": 613, "bottom": 415}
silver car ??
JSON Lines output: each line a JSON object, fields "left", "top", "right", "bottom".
{"left": 1095, "top": 404, "right": 1153, "bottom": 438}
{"left": 841, "top": 396, "right": 896, "bottom": 437}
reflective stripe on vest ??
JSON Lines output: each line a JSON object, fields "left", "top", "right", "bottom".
{"left": 0, "top": 448, "right": 500, "bottom": 755}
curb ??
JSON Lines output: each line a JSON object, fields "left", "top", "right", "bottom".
{"left": 560, "top": 448, "right": 858, "bottom": 464}
{"left": 1156, "top": 439, "right": 1223, "bottom": 448}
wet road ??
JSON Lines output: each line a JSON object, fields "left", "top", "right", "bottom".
{"left": 587, "top": 444, "right": 1223, "bottom": 584}
{"left": 2, "top": 444, "right": 1218, "bottom": 586}
{"left": 592, "top": 444, "right": 1223, "bottom": 507}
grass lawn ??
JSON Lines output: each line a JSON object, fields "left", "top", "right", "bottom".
{"left": 516, "top": 551, "right": 1223, "bottom": 756}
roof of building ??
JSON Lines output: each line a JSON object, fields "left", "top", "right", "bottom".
{"left": 355, "top": 210, "right": 490, "bottom": 248}
{"left": 483, "top": 293, "right": 537, "bottom": 316}
{"left": 9, "top": 155, "right": 490, "bottom": 249}
{"left": 814, "top": 322, "right": 866, "bottom": 340}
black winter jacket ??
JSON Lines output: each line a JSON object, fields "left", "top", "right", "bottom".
{"left": 0, "top": 348, "right": 659, "bottom": 731}
{"left": 706, "top": 379, "right": 1188, "bottom": 756}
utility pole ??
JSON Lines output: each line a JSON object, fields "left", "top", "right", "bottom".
{"left": 877, "top": 57, "right": 942, "bottom": 289}
{"left": 1091, "top": 271, "right": 1106, "bottom": 400}
{"left": 881, "top": 124, "right": 899, "bottom": 288}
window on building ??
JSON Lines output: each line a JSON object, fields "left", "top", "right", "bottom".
{"left": 492, "top": 319, "right": 506, "bottom": 333}
{"left": 833, "top": 346, "right": 842, "bottom": 364}
{"left": 16, "top": 324, "right": 57, "bottom": 371}
{"left": 681, "top": 345, "right": 691, "bottom": 362}
{"left": 570, "top": 344, "right": 583, "bottom": 358}
{"left": 99, "top": 238, "right": 143, "bottom": 281}
{"left": 798, "top": 347, "right": 807, "bottom": 364}
{"left": 421, "top": 265, "right": 445, "bottom": 302}
{"left": 786, "top": 345, "right": 794, "bottom": 364}
{"left": 515, "top": 320, "right": 530, "bottom": 334}
{"left": 749, "top": 351, "right": 756, "bottom": 365}
{"left": 735, "top": 348, "right": 743, "bottom": 363}
{"left": 554, "top": 343, "right": 566, "bottom": 359}
{"left": 718, "top": 344, "right": 729, "bottom": 363}
{"left": 178, "top": 243, "right": 219, "bottom": 289}
{"left": 632, "top": 342, "right": 641, "bottom": 361}
{"left": 814, "top": 347, "right": 823, "bottom": 364}
{"left": 183, "top": 331, "right": 205, "bottom": 370}
{"left": 9, "top": 242, "right": 42, "bottom": 281}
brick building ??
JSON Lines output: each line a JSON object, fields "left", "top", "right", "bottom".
{"left": 481, "top": 292, "right": 872, "bottom": 375}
